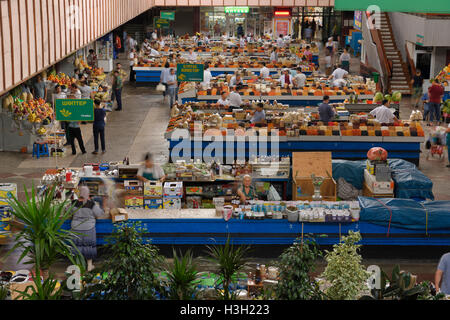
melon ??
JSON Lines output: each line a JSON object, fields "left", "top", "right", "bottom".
{"left": 373, "top": 92, "right": 383, "bottom": 103}
{"left": 391, "top": 91, "right": 402, "bottom": 103}
{"left": 384, "top": 94, "right": 391, "bottom": 102}
{"left": 367, "top": 147, "right": 388, "bottom": 161}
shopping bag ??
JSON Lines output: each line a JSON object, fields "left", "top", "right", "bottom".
{"left": 267, "top": 185, "right": 281, "bottom": 201}
{"left": 156, "top": 83, "right": 166, "bottom": 92}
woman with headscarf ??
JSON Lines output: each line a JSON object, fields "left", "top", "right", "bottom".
{"left": 71, "top": 186, "right": 104, "bottom": 271}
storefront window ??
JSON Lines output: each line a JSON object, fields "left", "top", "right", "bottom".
{"left": 200, "top": 7, "right": 273, "bottom": 37}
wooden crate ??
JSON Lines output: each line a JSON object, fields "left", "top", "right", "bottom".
{"left": 293, "top": 177, "right": 336, "bottom": 201}
{"left": 362, "top": 182, "right": 394, "bottom": 198}
{"left": 292, "top": 152, "right": 336, "bottom": 201}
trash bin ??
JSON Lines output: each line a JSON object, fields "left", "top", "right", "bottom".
{"left": 372, "top": 72, "right": 380, "bottom": 83}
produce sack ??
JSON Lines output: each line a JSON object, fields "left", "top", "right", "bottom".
{"left": 267, "top": 185, "right": 281, "bottom": 201}
{"left": 358, "top": 196, "right": 450, "bottom": 230}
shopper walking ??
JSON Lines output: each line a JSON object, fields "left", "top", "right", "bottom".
{"left": 166, "top": 68, "right": 178, "bottom": 108}
{"left": 428, "top": 79, "right": 444, "bottom": 126}
{"left": 435, "top": 252, "right": 450, "bottom": 294}
{"left": 68, "top": 121, "right": 86, "bottom": 155}
{"left": 160, "top": 62, "right": 170, "bottom": 102}
{"left": 92, "top": 99, "right": 106, "bottom": 155}
{"left": 71, "top": 186, "right": 104, "bottom": 271}
{"left": 411, "top": 69, "right": 424, "bottom": 108}
{"left": 112, "top": 70, "right": 123, "bottom": 111}
{"left": 339, "top": 47, "right": 351, "bottom": 72}
{"left": 114, "top": 34, "right": 121, "bottom": 59}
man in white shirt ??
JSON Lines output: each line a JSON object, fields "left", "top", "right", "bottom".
{"left": 260, "top": 62, "right": 270, "bottom": 79}
{"left": 78, "top": 81, "right": 92, "bottom": 99}
{"left": 187, "top": 48, "right": 198, "bottom": 62}
{"left": 142, "top": 39, "right": 151, "bottom": 51}
{"left": 293, "top": 68, "right": 307, "bottom": 88}
{"left": 217, "top": 91, "right": 230, "bottom": 106}
{"left": 270, "top": 49, "right": 278, "bottom": 63}
{"left": 328, "top": 65, "right": 348, "bottom": 87}
{"left": 279, "top": 69, "right": 293, "bottom": 88}
{"left": 129, "top": 48, "right": 136, "bottom": 82}
{"left": 370, "top": 99, "right": 398, "bottom": 124}
{"left": 126, "top": 35, "right": 136, "bottom": 53}
{"left": 228, "top": 86, "right": 242, "bottom": 110}
{"left": 152, "top": 30, "right": 158, "bottom": 40}
{"left": 201, "top": 65, "right": 213, "bottom": 87}
{"left": 276, "top": 34, "right": 284, "bottom": 48}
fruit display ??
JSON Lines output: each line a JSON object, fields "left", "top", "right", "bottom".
{"left": 47, "top": 73, "right": 77, "bottom": 86}
{"left": 442, "top": 100, "right": 450, "bottom": 118}
{"left": 91, "top": 67, "right": 106, "bottom": 82}
{"left": 7, "top": 97, "right": 54, "bottom": 124}
{"left": 436, "top": 63, "right": 450, "bottom": 84}
{"left": 74, "top": 55, "right": 90, "bottom": 71}
{"left": 165, "top": 103, "right": 424, "bottom": 138}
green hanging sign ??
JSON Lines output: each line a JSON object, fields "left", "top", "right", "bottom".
{"left": 177, "top": 64, "right": 204, "bottom": 82}
{"left": 335, "top": 0, "right": 450, "bottom": 14}
{"left": 154, "top": 17, "right": 170, "bottom": 29}
{"left": 160, "top": 11, "right": 175, "bottom": 20}
{"left": 55, "top": 99, "right": 94, "bottom": 121}
{"left": 225, "top": 7, "right": 249, "bottom": 14}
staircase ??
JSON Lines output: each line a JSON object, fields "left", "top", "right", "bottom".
{"left": 379, "top": 13, "right": 411, "bottom": 95}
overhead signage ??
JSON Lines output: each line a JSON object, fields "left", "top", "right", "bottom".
{"left": 161, "top": 11, "right": 175, "bottom": 20}
{"left": 416, "top": 34, "right": 425, "bottom": 46}
{"left": 154, "top": 17, "right": 170, "bottom": 29}
{"left": 55, "top": 99, "right": 94, "bottom": 121}
{"left": 224, "top": 7, "right": 249, "bottom": 14}
{"left": 354, "top": 11, "right": 362, "bottom": 30}
{"left": 176, "top": 64, "right": 204, "bottom": 82}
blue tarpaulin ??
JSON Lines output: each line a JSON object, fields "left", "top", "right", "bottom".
{"left": 331, "top": 159, "right": 434, "bottom": 200}
{"left": 358, "top": 196, "right": 450, "bottom": 230}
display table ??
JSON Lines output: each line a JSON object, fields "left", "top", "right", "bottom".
{"left": 61, "top": 208, "right": 450, "bottom": 246}
{"left": 165, "top": 135, "right": 425, "bottom": 166}
{"left": 182, "top": 94, "right": 374, "bottom": 106}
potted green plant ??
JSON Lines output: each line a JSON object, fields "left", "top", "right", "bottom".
{"left": 13, "top": 267, "right": 62, "bottom": 300}
{"left": 205, "top": 237, "right": 251, "bottom": 300}
{"left": 80, "top": 222, "right": 164, "bottom": 300}
{"left": 6, "top": 185, "right": 85, "bottom": 277}
{"left": 163, "top": 249, "right": 201, "bottom": 300}
{"left": 320, "top": 231, "right": 369, "bottom": 300}
{"left": 274, "top": 235, "right": 325, "bottom": 300}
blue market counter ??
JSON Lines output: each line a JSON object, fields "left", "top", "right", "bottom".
{"left": 133, "top": 67, "right": 313, "bottom": 85}
{"left": 62, "top": 214, "right": 450, "bottom": 246}
{"left": 165, "top": 136, "right": 424, "bottom": 166}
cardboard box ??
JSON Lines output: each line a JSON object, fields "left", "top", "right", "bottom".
{"left": 363, "top": 169, "right": 394, "bottom": 194}
{"left": 163, "top": 197, "right": 182, "bottom": 209}
{"left": 143, "top": 197, "right": 163, "bottom": 209}
{"left": 124, "top": 196, "right": 143, "bottom": 208}
{"left": 144, "top": 181, "right": 163, "bottom": 197}
{"left": 163, "top": 182, "right": 183, "bottom": 198}
{"left": 124, "top": 180, "right": 143, "bottom": 195}
{"left": 292, "top": 152, "right": 336, "bottom": 201}
{"left": 0, "top": 183, "right": 17, "bottom": 206}
{"left": 110, "top": 208, "right": 129, "bottom": 222}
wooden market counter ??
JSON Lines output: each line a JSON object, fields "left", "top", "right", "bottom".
{"left": 61, "top": 208, "right": 450, "bottom": 246}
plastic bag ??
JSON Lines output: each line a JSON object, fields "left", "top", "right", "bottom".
{"left": 267, "top": 185, "right": 281, "bottom": 201}
{"left": 156, "top": 83, "right": 166, "bottom": 92}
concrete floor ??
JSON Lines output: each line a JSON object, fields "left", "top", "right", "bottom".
{"left": 0, "top": 53, "right": 449, "bottom": 282}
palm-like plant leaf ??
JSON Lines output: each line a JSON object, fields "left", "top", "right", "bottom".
{"left": 4, "top": 184, "right": 85, "bottom": 272}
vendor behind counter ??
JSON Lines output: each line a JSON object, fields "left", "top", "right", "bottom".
{"left": 136, "top": 153, "right": 166, "bottom": 183}
{"left": 237, "top": 174, "right": 258, "bottom": 203}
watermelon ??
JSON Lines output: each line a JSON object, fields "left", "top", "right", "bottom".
{"left": 384, "top": 94, "right": 391, "bottom": 102}
{"left": 392, "top": 91, "right": 402, "bottom": 103}
{"left": 373, "top": 92, "right": 383, "bottom": 103}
